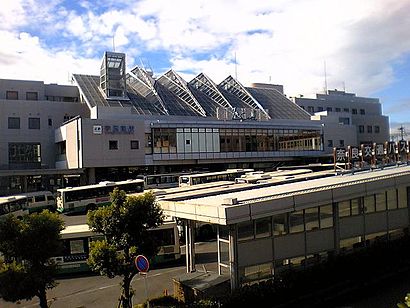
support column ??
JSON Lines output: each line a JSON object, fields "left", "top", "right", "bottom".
{"left": 229, "top": 224, "right": 239, "bottom": 290}
{"left": 184, "top": 220, "right": 196, "bottom": 273}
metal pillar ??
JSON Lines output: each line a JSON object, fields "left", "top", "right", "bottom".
{"left": 229, "top": 224, "right": 239, "bottom": 290}
{"left": 184, "top": 220, "right": 196, "bottom": 273}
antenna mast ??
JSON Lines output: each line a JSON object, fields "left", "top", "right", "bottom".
{"left": 112, "top": 35, "right": 115, "bottom": 52}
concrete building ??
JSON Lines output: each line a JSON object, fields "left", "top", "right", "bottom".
{"left": 0, "top": 51, "right": 391, "bottom": 194}
{"left": 159, "top": 165, "right": 410, "bottom": 290}
{"left": 295, "top": 90, "right": 389, "bottom": 154}
{"left": 0, "top": 79, "right": 88, "bottom": 194}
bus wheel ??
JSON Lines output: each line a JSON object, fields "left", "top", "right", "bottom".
{"left": 86, "top": 204, "right": 96, "bottom": 212}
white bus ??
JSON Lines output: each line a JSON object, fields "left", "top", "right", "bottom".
{"left": 0, "top": 195, "right": 28, "bottom": 219}
{"left": 0, "top": 191, "right": 55, "bottom": 218}
{"left": 55, "top": 219, "right": 181, "bottom": 275}
{"left": 179, "top": 169, "right": 254, "bottom": 187}
{"left": 56, "top": 179, "right": 144, "bottom": 214}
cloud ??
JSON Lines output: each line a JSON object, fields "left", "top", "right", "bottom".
{"left": 0, "top": 0, "right": 410, "bottom": 115}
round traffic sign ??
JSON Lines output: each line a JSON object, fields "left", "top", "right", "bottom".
{"left": 135, "top": 255, "right": 150, "bottom": 272}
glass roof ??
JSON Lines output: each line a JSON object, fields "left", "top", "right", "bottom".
{"left": 219, "top": 76, "right": 270, "bottom": 119}
{"left": 157, "top": 70, "right": 207, "bottom": 117}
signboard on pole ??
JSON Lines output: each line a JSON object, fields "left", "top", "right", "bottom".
{"left": 135, "top": 255, "right": 150, "bottom": 273}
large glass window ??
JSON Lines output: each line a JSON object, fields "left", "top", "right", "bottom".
{"left": 273, "top": 214, "right": 288, "bottom": 236}
{"left": 8, "top": 143, "right": 41, "bottom": 163}
{"left": 398, "top": 187, "right": 407, "bottom": 209}
{"left": 351, "top": 198, "right": 362, "bottom": 215}
{"left": 320, "top": 204, "right": 333, "bottom": 228}
{"left": 8, "top": 117, "right": 20, "bottom": 129}
{"left": 375, "top": 192, "right": 386, "bottom": 212}
{"left": 28, "top": 117, "right": 40, "bottom": 129}
{"left": 255, "top": 217, "right": 272, "bottom": 238}
{"left": 387, "top": 189, "right": 397, "bottom": 210}
{"left": 364, "top": 196, "right": 375, "bottom": 213}
{"left": 290, "top": 210, "right": 304, "bottom": 233}
{"left": 338, "top": 200, "right": 350, "bottom": 217}
{"left": 238, "top": 221, "right": 254, "bottom": 241}
{"left": 304, "top": 207, "right": 319, "bottom": 231}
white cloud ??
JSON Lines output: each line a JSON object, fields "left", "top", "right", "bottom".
{"left": 0, "top": 0, "right": 410, "bottom": 112}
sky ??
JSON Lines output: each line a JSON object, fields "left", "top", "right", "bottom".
{"left": 1, "top": 0, "right": 410, "bottom": 133}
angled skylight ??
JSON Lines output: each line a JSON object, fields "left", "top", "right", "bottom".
{"left": 219, "top": 76, "right": 270, "bottom": 119}
{"left": 158, "top": 70, "right": 207, "bottom": 117}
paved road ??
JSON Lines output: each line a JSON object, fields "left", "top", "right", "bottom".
{"left": 1, "top": 240, "right": 218, "bottom": 308}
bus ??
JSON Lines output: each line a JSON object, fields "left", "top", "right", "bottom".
{"left": 179, "top": 169, "right": 254, "bottom": 187}
{"left": 54, "top": 219, "right": 181, "bottom": 275}
{"left": 0, "top": 195, "right": 28, "bottom": 219}
{"left": 138, "top": 173, "right": 184, "bottom": 189}
{"left": 0, "top": 191, "right": 55, "bottom": 218}
{"left": 56, "top": 179, "right": 144, "bottom": 214}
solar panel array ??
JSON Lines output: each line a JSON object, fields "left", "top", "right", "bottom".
{"left": 73, "top": 69, "right": 310, "bottom": 121}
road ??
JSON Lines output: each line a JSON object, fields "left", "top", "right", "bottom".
{"left": 0, "top": 213, "right": 218, "bottom": 307}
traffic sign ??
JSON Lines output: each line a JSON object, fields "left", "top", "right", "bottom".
{"left": 135, "top": 255, "right": 150, "bottom": 272}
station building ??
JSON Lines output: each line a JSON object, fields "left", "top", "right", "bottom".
{"left": 1, "top": 51, "right": 325, "bottom": 194}
{"left": 159, "top": 165, "right": 410, "bottom": 290}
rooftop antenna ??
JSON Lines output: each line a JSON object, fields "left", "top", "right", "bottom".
{"left": 112, "top": 35, "right": 116, "bottom": 52}
{"left": 343, "top": 81, "right": 346, "bottom": 92}
{"left": 324, "top": 60, "right": 328, "bottom": 94}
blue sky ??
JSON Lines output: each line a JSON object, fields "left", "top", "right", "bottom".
{"left": 1, "top": 0, "right": 410, "bottom": 132}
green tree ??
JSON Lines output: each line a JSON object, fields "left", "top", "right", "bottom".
{"left": 87, "top": 188, "right": 164, "bottom": 308}
{"left": 0, "top": 211, "right": 64, "bottom": 308}
{"left": 398, "top": 293, "right": 410, "bottom": 308}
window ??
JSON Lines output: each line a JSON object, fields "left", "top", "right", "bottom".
{"left": 320, "top": 204, "right": 333, "bottom": 228}
{"left": 339, "top": 117, "right": 350, "bottom": 125}
{"left": 364, "top": 195, "right": 375, "bottom": 213}
{"left": 359, "top": 125, "right": 364, "bottom": 133}
{"left": 367, "top": 125, "right": 372, "bottom": 133}
{"left": 304, "top": 207, "right": 319, "bottom": 231}
{"left": 28, "top": 117, "right": 40, "bottom": 129}
{"left": 8, "top": 143, "right": 41, "bottom": 163}
{"left": 317, "top": 107, "right": 324, "bottom": 112}
{"left": 273, "top": 214, "right": 288, "bottom": 236}
{"left": 335, "top": 107, "right": 341, "bottom": 112}
{"left": 6, "top": 91, "right": 18, "bottom": 100}
{"left": 375, "top": 126, "right": 380, "bottom": 133}
{"left": 34, "top": 195, "right": 46, "bottom": 202}
{"left": 255, "top": 217, "right": 271, "bottom": 238}
{"left": 48, "top": 118, "right": 53, "bottom": 126}
{"left": 360, "top": 109, "right": 365, "bottom": 115}
{"left": 343, "top": 108, "right": 349, "bottom": 113}
{"left": 8, "top": 117, "right": 20, "bottom": 129}
{"left": 338, "top": 200, "right": 350, "bottom": 217}
{"left": 109, "top": 140, "right": 118, "bottom": 150}
{"left": 290, "top": 210, "right": 304, "bottom": 233}
{"left": 307, "top": 106, "right": 314, "bottom": 113}
{"left": 130, "top": 140, "right": 139, "bottom": 150}
{"left": 375, "top": 193, "right": 386, "bottom": 212}
{"left": 326, "top": 107, "right": 333, "bottom": 112}
{"left": 339, "top": 140, "right": 345, "bottom": 147}
{"left": 352, "top": 108, "right": 357, "bottom": 115}
{"left": 387, "top": 189, "right": 397, "bottom": 210}
{"left": 327, "top": 140, "right": 333, "bottom": 148}
{"left": 238, "top": 221, "right": 254, "bottom": 241}
{"left": 26, "top": 92, "right": 38, "bottom": 100}
{"left": 186, "top": 139, "right": 191, "bottom": 145}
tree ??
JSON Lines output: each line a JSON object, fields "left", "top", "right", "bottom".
{"left": 0, "top": 210, "right": 65, "bottom": 308}
{"left": 398, "top": 293, "right": 410, "bottom": 308}
{"left": 87, "top": 188, "right": 164, "bottom": 308}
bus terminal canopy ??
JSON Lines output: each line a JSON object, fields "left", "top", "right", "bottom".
{"left": 158, "top": 165, "right": 410, "bottom": 226}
